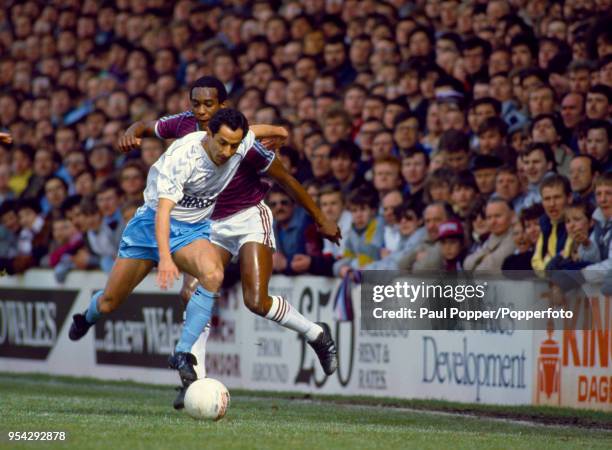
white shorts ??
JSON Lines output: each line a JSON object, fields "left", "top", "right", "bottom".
{"left": 210, "top": 201, "right": 276, "bottom": 256}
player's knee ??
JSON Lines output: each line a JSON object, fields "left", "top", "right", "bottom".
{"left": 243, "top": 289, "right": 267, "bottom": 316}
{"left": 198, "top": 267, "right": 224, "bottom": 292}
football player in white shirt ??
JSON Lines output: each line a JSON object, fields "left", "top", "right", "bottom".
{"left": 70, "top": 109, "right": 341, "bottom": 408}
{"left": 69, "top": 109, "right": 261, "bottom": 377}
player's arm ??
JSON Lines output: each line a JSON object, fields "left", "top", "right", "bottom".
{"left": 155, "top": 198, "right": 180, "bottom": 290}
{"left": 250, "top": 124, "right": 288, "bottom": 149}
{"left": 266, "top": 158, "right": 341, "bottom": 244}
{"left": 117, "top": 119, "right": 158, "bottom": 153}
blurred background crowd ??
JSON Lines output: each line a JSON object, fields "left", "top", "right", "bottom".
{"left": 0, "top": 0, "right": 611, "bottom": 287}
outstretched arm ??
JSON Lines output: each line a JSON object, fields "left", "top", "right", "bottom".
{"left": 250, "top": 124, "right": 288, "bottom": 150}
{"left": 117, "top": 120, "right": 158, "bottom": 153}
{"left": 266, "top": 157, "right": 341, "bottom": 244}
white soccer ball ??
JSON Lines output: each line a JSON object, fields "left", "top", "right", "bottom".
{"left": 183, "top": 378, "right": 230, "bottom": 421}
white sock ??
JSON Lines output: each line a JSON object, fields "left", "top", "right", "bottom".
{"left": 190, "top": 324, "right": 210, "bottom": 379}
{"left": 265, "top": 296, "right": 323, "bottom": 342}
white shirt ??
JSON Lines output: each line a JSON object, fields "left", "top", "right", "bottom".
{"left": 143, "top": 130, "right": 255, "bottom": 223}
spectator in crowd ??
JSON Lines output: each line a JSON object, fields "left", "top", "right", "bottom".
{"left": 439, "top": 129, "right": 471, "bottom": 173}
{"left": 576, "top": 173, "right": 612, "bottom": 284}
{"left": 531, "top": 175, "right": 573, "bottom": 276}
{"left": 43, "top": 176, "right": 68, "bottom": 218}
{"left": 119, "top": 161, "right": 146, "bottom": 203}
{"left": 329, "top": 140, "right": 363, "bottom": 196}
{"left": 291, "top": 184, "right": 349, "bottom": 277}
{"left": 333, "top": 187, "right": 384, "bottom": 277}
{"left": 494, "top": 166, "right": 522, "bottom": 210}
{"left": 95, "top": 179, "right": 124, "bottom": 233}
{"left": 392, "top": 111, "right": 421, "bottom": 154}
{"left": 74, "top": 169, "right": 96, "bottom": 197}
{"left": 502, "top": 214, "right": 536, "bottom": 274}
{"left": 372, "top": 156, "right": 402, "bottom": 200}
{"left": 530, "top": 114, "right": 573, "bottom": 177}
{"left": 43, "top": 213, "right": 82, "bottom": 279}
{"left": 521, "top": 203, "right": 545, "bottom": 249}
{"left": 380, "top": 189, "right": 402, "bottom": 253}
{"left": 568, "top": 60, "right": 593, "bottom": 95}
{"left": 398, "top": 201, "right": 451, "bottom": 272}
{"left": 516, "top": 143, "right": 557, "bottom": 211}
{"left": 16, "top": 198, "right": 49, "bottom": 265}
{"left": 400, "top": 148, "right": 428, "bottom": 212}
{"left": 0, "top": 200, "right": 22, "bottom": 272}
{"left": 584, "top": 120, "right": 612, "bottom": 173}
{"left": 476, "top": 117, "right": 507, "bottom": 156}
{"left": 472, "top": 154, "right": 503, "bottom": 197}
{"left": 269, "top": 185, "right": 309, "bottom": 275}
{"left": 438, "top": 219, "right": 467, "bottom": 272}
{"left": 0, "top": 163, "right": 14, "bottom": 205}
{"left": 424, "top": 168, "right": 454, "bottom": 204}
{"left": 464, "top": 198, "right": 515, "bottom": 272}
{"left": 366, "top": 202, "right": 427, "bottom": 270}
{"left": 560, "top": 92, "right": 584, "bottom": 150}
{"left": 450, "top": 170, "right": 478, "bottom": 219}
{"left": 120, "top": 199, "right": 142, "bottom": 224}
{"left": 569, "top": 155, "right": 600, "bottom": 207}
{"left": 74, "top": 195, "right": 121, "bottom": 273}
{"left": 22, "top": 148, "right": 60, "bottom": 203}
{"left": 562, "top": 199, "right": 596, "bottom": 265}
{"left": 309, "top": 141, "right": 334, "bottom": 184}
{"left": 585, "top": 84, "right": 611, "bottom": 120}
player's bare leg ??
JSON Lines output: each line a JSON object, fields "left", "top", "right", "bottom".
{"left": 180, "top": 273, "right": 198, "bottom": 307}
{"left": 69, "top": 258, "right": 155, "bottom": 340}
{"left": 239, "top": 242, "right": 338, "bottom": 375}
{"left": 168, "top": 239, "right": 231, "bottom": 408}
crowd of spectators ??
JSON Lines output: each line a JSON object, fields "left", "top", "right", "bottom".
{"left": 0, "top": 0, "right": 611, "bottom": 288}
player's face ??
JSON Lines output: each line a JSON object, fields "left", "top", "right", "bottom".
{"left": 208, "top": 125, "right": 244, "bottom": 165}
{"left": 191, "top": 87, "right": 223, "bottom": 125}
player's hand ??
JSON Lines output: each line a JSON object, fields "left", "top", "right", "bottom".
{"left": 317, "top": 220, "right": 342, "bottom": 245}
{"left": 291, "top": 254, "right": 311, "bottom": 273}
{"left": 260, "top": 136, "right": 287, "bottom": 150}
{"left": 157, "top": 256, "right": 180, "bottom": 290}
{"left": 0, "top": 132, "right": 12, "bottom": 144}
{"left": 117, "top": 132, "right": 142, "bottom": 153}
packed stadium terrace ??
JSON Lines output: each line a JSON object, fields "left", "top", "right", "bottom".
{"left": 0, "top": 0, "right": 611, "bottom": 283}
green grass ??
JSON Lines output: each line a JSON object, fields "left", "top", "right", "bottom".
{"left": 0, "top": 373, "right": 610, "bottom": 450}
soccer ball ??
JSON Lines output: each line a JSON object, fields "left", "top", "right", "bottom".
{"left": 183, "top": 379, "right": 230, "bottom": 421}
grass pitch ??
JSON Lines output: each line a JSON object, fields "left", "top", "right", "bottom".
{"left": 0, "top": 373, "right": 610, "bottom": 450}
